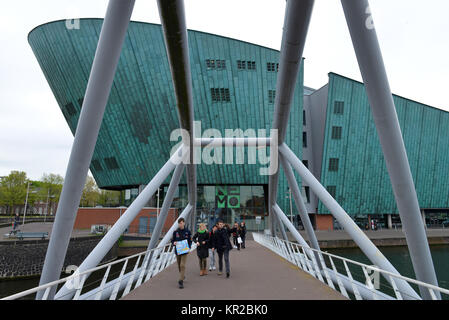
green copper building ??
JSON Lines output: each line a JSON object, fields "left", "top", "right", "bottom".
{"left": 28, "top": 19, "right": 449, "bottom": 230}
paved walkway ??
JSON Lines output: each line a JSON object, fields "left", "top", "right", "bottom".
{"left": 122, "top": 238, "right": 345, "bottom": 300}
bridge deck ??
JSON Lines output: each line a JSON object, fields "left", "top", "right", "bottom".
{"left": 122, "top": 237, "right": 345, "bottom": 300}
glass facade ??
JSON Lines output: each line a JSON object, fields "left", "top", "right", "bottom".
{"left": 171, "top": 185, "right": 267, "bottom": 231}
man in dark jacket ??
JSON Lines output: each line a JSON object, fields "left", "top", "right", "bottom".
{"left": 212, "top": 220, "right": 232, "bottom": 278}
{"left": 171, "top": 217, "right": 192, "bottom": 289}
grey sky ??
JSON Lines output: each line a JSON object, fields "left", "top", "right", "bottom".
{"left": 0, "top": 0, "right": 448, "bottom": 181}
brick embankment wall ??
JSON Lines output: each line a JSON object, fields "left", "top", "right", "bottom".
{"left": 0, "top": 236, "right": 118, "bottom": 279}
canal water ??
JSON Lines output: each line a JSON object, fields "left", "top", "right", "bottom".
{"left": 1, "top": 246, "right": 448, "bottom": 299}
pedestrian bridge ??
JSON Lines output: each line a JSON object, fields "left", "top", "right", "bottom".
{"left": 122, "top": 238, "right": 344, "bottom": 300}
{"left": 3, "top": 233, "right": 449, "bottom": 301}
{"left": 17, "top": 0, "right": 449, "bottom": 302}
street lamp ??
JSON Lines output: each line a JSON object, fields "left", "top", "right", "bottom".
{"left": 22, "top": 182, "right": 36, "bottom": 225}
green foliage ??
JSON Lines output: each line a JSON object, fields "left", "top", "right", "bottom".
{"left": 0, "top": 171, "right": 28, "bottom": 215}
{"left": 0, "top": 171, "right": 64, "bottom": 215}
{"left": 80, "top": 176, "right": 100, "bottom": 207}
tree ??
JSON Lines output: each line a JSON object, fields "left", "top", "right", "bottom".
{"left": 0, "top": 171, "right": 28, "bottom": 215}
{"left": 80, "top": 176, "right": 100, "bottom": 207}
{"left": 39, "top": 173, "right": 64, "bottom": 214}
{"left": 98, "top": 189, "right": 120, "bottom": 207}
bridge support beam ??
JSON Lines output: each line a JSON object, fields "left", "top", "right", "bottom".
{"left": 279, "top": 154, "right": 320, "bottom": 251}
{"left": 54, "top": 147, "right": 183, "bottom": 300}
{"left": 268, "top": 0, "right": 315, "bottom": 238}
{"left": 157, "top": 0, "right": 197, "bottom": 232}
{"left": 279, "top": 143, "right": 420, "bottom": 300}
{"left": 147, "top": 163, "right": 185, "bottom": 250}
{"left": 36, "top": 0, "right": 135, "bottom": 300}
{"left": 341, "top": 0, "right": 439, "bottom": 299}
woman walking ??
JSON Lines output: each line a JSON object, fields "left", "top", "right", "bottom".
{"left": 192, "top": 223, "right": 210, "bottom": 276}
{"left": 239, "top": 221, "right": 247, "bottom": 249}
{"left": 231, "top": 222, "right": 242, "bottom": 251}
{"left": 208, "top": 224, "right": 218, "bottom": 271}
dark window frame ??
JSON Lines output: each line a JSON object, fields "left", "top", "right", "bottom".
{"left": 329, "top": 158, "right": 339, "bottom": 172}
{"left": 331, "top": 126, "right": 342, "bottom": 139}
{"left": 334, "top": 101, "right": 344, "bottom": 114}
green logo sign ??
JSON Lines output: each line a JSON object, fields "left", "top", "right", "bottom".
{"left": 215, "top": 186, "right": 240, "bottom": 208}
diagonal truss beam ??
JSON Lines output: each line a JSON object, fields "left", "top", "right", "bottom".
{"left": 54, "top": 146, "right": 184, "bottom": 300}
{"left": 268, "top": 0, "right": 314, "bottom": 236}
{"left": 341, "top": 0, "right": 439, "bottom": 300}
{"left": 279, "top": 153, "right": 320, "bottom": 251}
{"left": 279, "top": 143, "right": 420, "bottom": 300}
{"left": 157, "top": 0, "right": 197, "bottom": 230}
{"left": 36, "top": 0, "right": 135, "bottom": 300}
{"left": 147, "top": 162, "right": 185, "bottom": 251}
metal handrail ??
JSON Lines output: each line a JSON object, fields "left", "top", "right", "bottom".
{"left": 253, "top": 232, "right": 449, "bottom": 300}
{"left": 1, "top": 242, "right": 192, "bottom": 300}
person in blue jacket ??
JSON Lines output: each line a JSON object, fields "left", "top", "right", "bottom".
{"left": 171, "top": 217, "right": 192, "bottom": 289}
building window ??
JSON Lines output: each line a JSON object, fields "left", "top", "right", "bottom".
{"left": 211, "top": 88, "right": 230, "bottom": 102}
{"left": 247, "top": 61, "right": 256, "bottom": 70}
{"left": 104, "top": 157, "right": 119, "bottom": 170}
{"left": 334, "top": 101, "right": 344, "bottom": 114}
{"left": 206, "top": 59, "right": 226, "bottom": 69}
{"left": 237, "top": 60, "right": 246, "bottom": 69}
{"left": 302, "top": 160, "right": 309, "bottom": 168}
{"left": 303, "top": 110, "right": 306, "bottom": 126}
{"left": 329, "top": 158, "right": 339, "bottom": 171}
{"left": 216, "top": 60, "right": 226, "bottom": 69}
{"left": 327, "top": 186, "right": 336, "bottom": 199}
{"left": 65, "top": 102, "right": 76, "bottom": 116}
{"left": 267, "top": 62, "right": 279, "bottom": 72}
{"left": 268, "top": 90, "right": 276, "bottom": 104}
{"left": 304, "top": 186, "right": 310, "bottom": 203}
{"left": 303, "top": 132, "right": 307, "bottom": 148}
{"left": 331, "top": 126, "right": 342, "bottom": 139}
{"left": 92, "top": 159, "right": 103, "bottom": 171}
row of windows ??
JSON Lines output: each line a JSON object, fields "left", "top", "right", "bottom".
{"left": 206, "top": 59, "right": 226, "bottom": 69}
{"left": 237, "top": 60, "right": 256, "bottom": 70}
{"left": 92, "top": 157, "right": 120, "bottom": 171}
{"left": 210, "top": 88, "right": 231, "bottom": 102}
{"left": 267, "top": 62, "right": 279, "bottom": 72}
{"left": 204, "top": 59, "right": 280, "bottom": 72}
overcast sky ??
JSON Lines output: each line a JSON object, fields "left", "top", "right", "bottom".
{"left": 1, "top": 0, "right": 449, "bottom": 181}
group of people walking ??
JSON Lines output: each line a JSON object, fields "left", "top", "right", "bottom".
{"left": 171, "top": 217, "right": 247, "bottom": 289}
